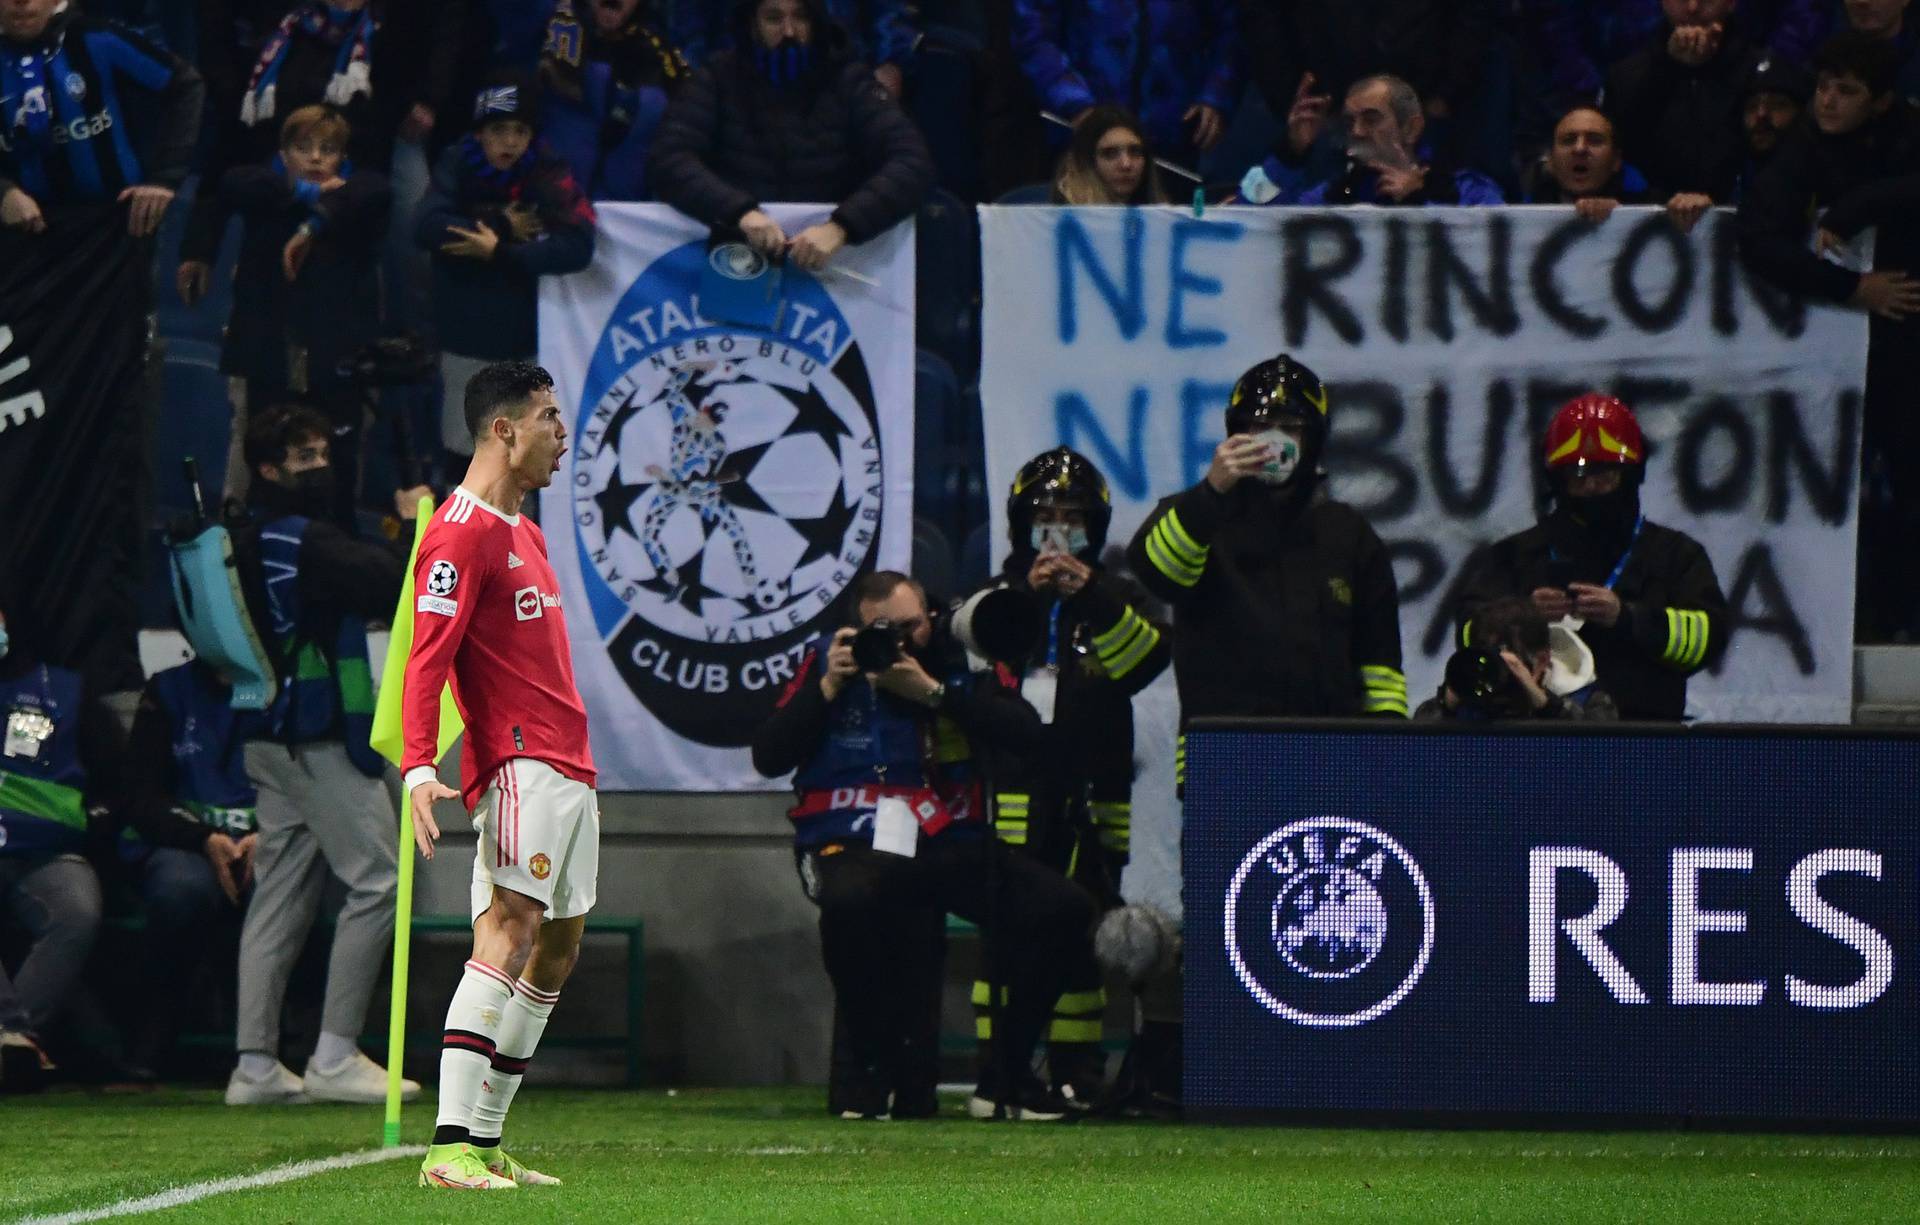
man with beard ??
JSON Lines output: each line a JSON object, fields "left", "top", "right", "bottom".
{"left": 1738, "top": 55, "right": 1811, "bottom": 197}
{"left": 1457, "top": 394, "right": 1728, "bottom": 721}
{"left": 1238, "top": 74, "right": 1503, "bottom": 206}
{"left": 1128, "top": 355, "right": 1408, "bottom": 737}
{"left": 753, "top": 571, "right": 1094, "bottom": 1121}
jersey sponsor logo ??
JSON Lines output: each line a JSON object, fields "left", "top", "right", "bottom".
{"left": 507, "top": 551, "right": 525, "bottom": 569}
{"left": 426, "top": 560, "right": 459, "bottom": 595}
{"left": 44, "top": 108, "right": 113, "bottom": 147}
{"left": 418, "top": 594, "right": 458, "bottom": 617}
{"left": 514, "top": 586, "right": 561, "bottom": 620}
{"left": 1225, "top": 817, "right": 1434, "bottom": 1028}
{"left": 569, "top": 240, "right": 883, "bottom": 747}
{"left": 529, "top": 852, "right": 552, "bottom": 880}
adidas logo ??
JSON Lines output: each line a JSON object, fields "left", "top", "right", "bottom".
{"left": 507, "top": 552, "right": 524, "bottom": 569}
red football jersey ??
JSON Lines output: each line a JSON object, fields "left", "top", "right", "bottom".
{"left": 402, "top": 487, "right": 595, "bottom": 809}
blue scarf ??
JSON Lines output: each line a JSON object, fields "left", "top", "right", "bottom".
{"left": 459, "top": 133, "right": 536, "bottom": 198}
{"left": 0, "top": 7, "right": 69, "bottom": 149}
{"left": 241, "top": 3, "right": 378, "bottom": 128}
{"left": 752, "top": 39, "right": 813, "bottom": 87}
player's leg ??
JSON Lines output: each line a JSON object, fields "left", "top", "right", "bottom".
{"left": 420, "top": 764, "right": 548, "bottom": 1190}
{"left": 470, "top": 770, "right": 598, "bottom": 1184}
{"left": 468, "top": 915, "right": 582, "bottom": 1185}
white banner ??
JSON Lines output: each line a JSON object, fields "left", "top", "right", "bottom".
{"left": 981, "top": 205, "right": 1867, "bottom": 726}
{"left": 539, "top": 204, "right": 914, "bottom": 790}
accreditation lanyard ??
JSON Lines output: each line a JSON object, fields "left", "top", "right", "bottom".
{"left": 1552, "top": 513, "right": 1644, "bottom": 591}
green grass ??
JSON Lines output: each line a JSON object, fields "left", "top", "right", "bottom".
{"left": 5, "top": 1087, "right": 1920, "bottom": 1224}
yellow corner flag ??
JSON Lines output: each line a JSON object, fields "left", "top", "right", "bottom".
{"left": 370, "top": 493, "right": 463, "bottom": 767}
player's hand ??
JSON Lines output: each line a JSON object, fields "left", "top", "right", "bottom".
{"left": 873, "top": 652, "right": 940, "bottom": 706}
{"left": 176, "top": 259, "right": 211, "bottom": 305}
{"left": 821, "top": 627, "right": 859, "bottom": 701}
{"left": 1206, "top": 434, "right": 1272, "bottom": 495}
{"left": 1568, "top": 582, "right": 1622, "bottom": 628}
{"left": 1574, "top": 196, "right": 1619, "bottom": 224}
{"left": 1851, "top": 269, "right": 1920, "bottom": 320}
{"left": 1499, "top": 649, "right": 1552, "bottom": 711}
{"left": 738, "top": 209, "right": 787, "bottom": 257}
{"left": 2, "top": 185, "right": 45, "bottom": 233}
{"left": 441, "top": 220, "right": 500, "bottom": 260}
{"left": 787, "top": 220, "right": 847, "bottom": 271}
{"left": 1665, "top": 192, "right": 1713, "bottom": 234}
{"left": 410, "top": 779, "right": 458, "bottom": 859}
{"left": 202, "top": 832, "right": 243, "bottom": 905}
{"left": 1531, "top": 586, "right": 1575, "bottom": 621}
{"left": 234, "top": 832, "right": 258, "bottom": 894}
{"left": 118, "top": 183, "right": 176, "bottom": 237}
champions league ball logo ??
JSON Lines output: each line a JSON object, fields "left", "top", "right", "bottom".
{"left": 1224, "top": 817, "right": 1433, "bottom": 1027}
{"left": 569, "top": 241, "right": 884, "bottom": 747}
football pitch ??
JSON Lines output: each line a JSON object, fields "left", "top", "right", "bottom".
{"left": 5, "top": 1087, "right": 1919, "bottom": 1224}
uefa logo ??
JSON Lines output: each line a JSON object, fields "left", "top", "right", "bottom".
{"left": 1224, "top": 817, "right": 1434, "bottom": 1027}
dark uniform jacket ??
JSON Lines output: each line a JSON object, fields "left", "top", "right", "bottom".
{"left": 977, "top": 563, "right": 1170, "bottom": 898}
{"left": 1457, "top": 517, "right": 1727, "bottom": 721}
{"left": 1604, "top": 22, "right": 1758, "bottom": 200}
{"left": 647, "top": 0, "right": 933, "bottom": 243}
{"left": 1127, "top": 479, "right": 1407, "bottom": 723}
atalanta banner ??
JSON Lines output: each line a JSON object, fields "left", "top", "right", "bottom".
{"left": 539, "top": 204, "right": 914, "bottom": 791}
{"left": 0, "top": 207, "right": 150, "bottom": 693}
{"left": 980, "top": 206, "right": 1868, "bottom": 725}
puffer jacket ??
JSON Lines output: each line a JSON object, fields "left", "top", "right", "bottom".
{"left": 1013, "top": 0, "right": 1240, "bottom": 162}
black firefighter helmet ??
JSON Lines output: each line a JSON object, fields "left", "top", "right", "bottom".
{"left": 1007, "top": 447, "right": 1113, "bottom": 558}
{"left": 1225, "top": 354, "right": 1331, "bottom": 474}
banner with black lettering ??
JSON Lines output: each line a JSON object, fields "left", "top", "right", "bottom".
{"left": 0, "top": 207, "right": 150, "bottom": 693}
{"left": 539, "top": 204, "right": 914, "bottom": 791}
{"left": 980, "top": 206, "right": 1867, "bottom": 726}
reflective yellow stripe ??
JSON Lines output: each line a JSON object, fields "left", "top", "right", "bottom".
{"left": 1144, "top": 527, "right": 1202, "bottom": 587}
{"left": 1055, "top": 989, "right": 1105, "bottom": 1013}
{"left": 1104, "top": 621, "right": 1160, "bottom": 679}
{"left": 1092, "top": 609, "right": 1143, "bottom": 653}
{"left": 1159, "top": 508, "right": 1204, "bottom": 561}
{"left": 1152, "top": 521, "right": 1205, "bottom": 570}
{"left": 1460, "top": 619, "right": 1473, "bottom": 647}
{"left": 1176, "top": 734, "right": 1187, "bottom": 785}
{"left": 1047, "top": 1018, "right": 1105, "bottom": 1043}
{"left": 975, "top": 1017, "right": 994, "bottom": 1040}
{"left": 971, "top": 981, "right": 1010, "bottom": 1006}
{"left": 1664, "top": 608, "right": 1710, "bottom": 668}
{"left": 1359, "top": 664, "right": 1407, "bottom": 716}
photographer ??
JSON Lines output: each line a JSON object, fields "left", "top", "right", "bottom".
{"left": 752, "top": 571, "right": 1094, "bottom": 1122}
{"left": 971, "top": 448, "right": 1170, "bottom": 1108}
{"left": 1416, "top": 597, "right": 1619, "bottom": 721}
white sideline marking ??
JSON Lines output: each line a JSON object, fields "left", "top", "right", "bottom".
{"left": 16, "top": 1145, "right": 427, "bottom": 1225}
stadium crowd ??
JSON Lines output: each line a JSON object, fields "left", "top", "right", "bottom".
{"left": 0, "top": 0, "right": 1914, "bottom": 1121}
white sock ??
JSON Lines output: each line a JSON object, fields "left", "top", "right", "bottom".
{"left": 468, "top": 978, "right": 558, "bottom": 1145}
{"left": 435, "top": 960, "right": 517, "bottom": 1135}
{"left": 237, "top": 1051, "right": 279, "bottom": 1080}
{"left": 310, "top": 1031, "right": 358, "bottom": 1072}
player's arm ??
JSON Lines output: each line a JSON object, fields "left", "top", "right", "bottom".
{"left": 401, "top": 527, "right": 487, "bottom": 857}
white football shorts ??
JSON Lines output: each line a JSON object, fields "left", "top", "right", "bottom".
{"left": 470, "top": 757, "right": 600, "bottom": 921}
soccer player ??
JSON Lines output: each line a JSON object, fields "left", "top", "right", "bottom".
{"left": 402, "top": 361, "right": 598, "bottom": 1191}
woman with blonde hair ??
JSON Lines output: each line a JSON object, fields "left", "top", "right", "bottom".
{"left": 1053, "top": 106, "right": 1170, "bottom": 205}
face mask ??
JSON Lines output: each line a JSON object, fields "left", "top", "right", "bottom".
{"left": 1032, "top": 522, "right": 1090, "bottom": 558}
{"left": 1248, "top": 428, "right": 1302, "bottom": 485}
{"left": 753, "top": 38, "right": 812, "bottom": 85}
{"left": 289, "top": 466, "right": 335, "bottom": 515}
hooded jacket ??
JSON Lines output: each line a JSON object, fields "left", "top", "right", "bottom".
{"left": 1605, "top": 20, "right": 1760, "bottom": 198}
{"left": 647, "top": 0, "right": 933, "bottom": 243}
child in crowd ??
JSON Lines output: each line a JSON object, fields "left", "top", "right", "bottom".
{"left": 415, "top": 76, "right": 596, "bottom": 472}
{"left": 219, "top": 105, "right": 391, "bottom": 513}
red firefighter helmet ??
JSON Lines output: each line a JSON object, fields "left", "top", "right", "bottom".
{"left": 1543, "top": 394, "right": 1645, "bottom": 471}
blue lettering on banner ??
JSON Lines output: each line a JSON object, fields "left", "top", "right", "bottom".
{"left": 1165, "top": 218, "right": 1241, "bottom": 349}
{"left": 1056, "top": 387, "right": 1148, "bottom": 500}
{"left": 1056, "top": 210, "right": 1145, "bottom": 343}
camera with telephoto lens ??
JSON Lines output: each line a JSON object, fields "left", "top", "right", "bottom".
{"left": 1445, "top": 645, "right": 1529, "bottom": 716}
{"left": 851, "top": 619, "right": 909, "bottom": 672}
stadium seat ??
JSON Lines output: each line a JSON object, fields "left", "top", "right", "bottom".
{"left": 992, "top": 182, "right": 1053, "bottom": 206}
